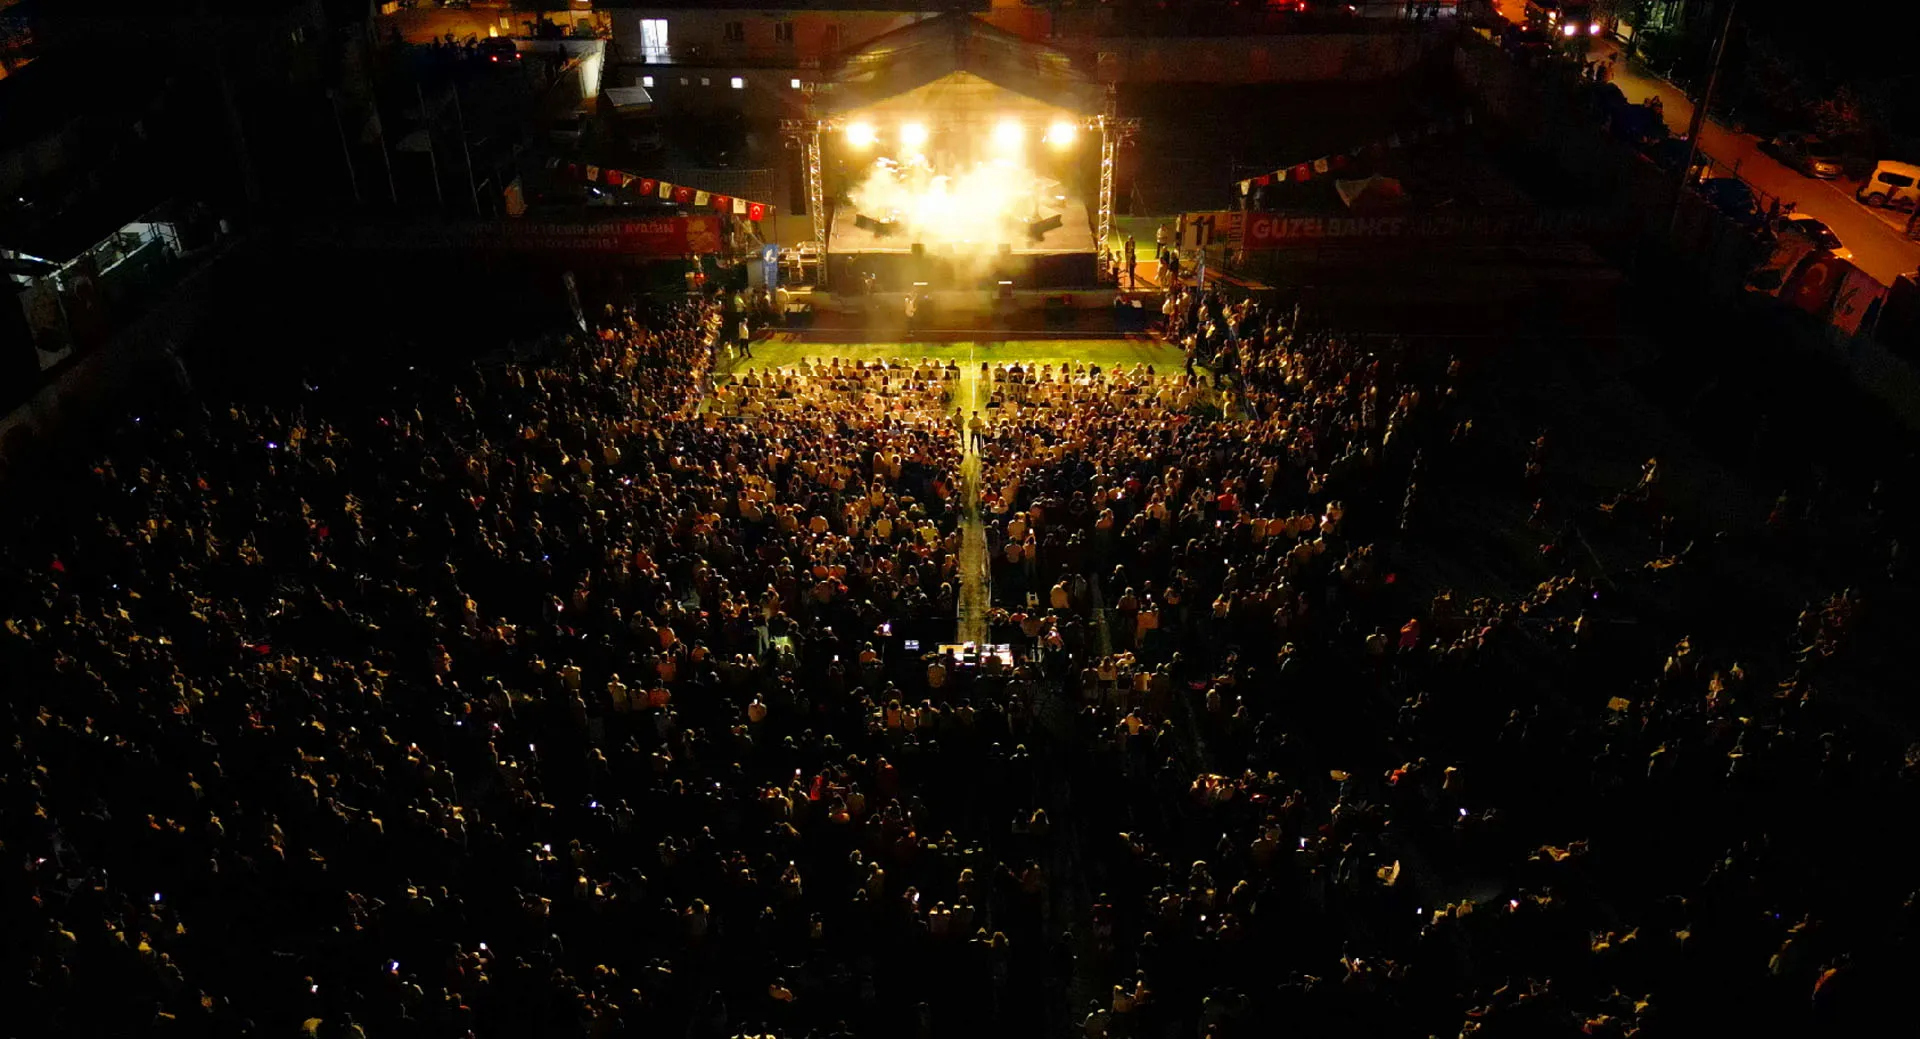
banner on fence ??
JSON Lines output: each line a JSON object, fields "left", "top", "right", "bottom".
{"left": 1237, "top": 209, "right": 1627, "bottom": 249}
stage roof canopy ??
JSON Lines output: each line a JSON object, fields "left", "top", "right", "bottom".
{"left": 823, "top": 13, "right": 1102, "bottom": 119}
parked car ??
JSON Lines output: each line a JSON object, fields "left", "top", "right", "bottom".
{"left": 1501, "top": 26, "right": 1556, "bottom": 65}
{"left": 1777, "top": 213, "right": 1852, "bottom": 261}
{"left": 477, "top": 37, "right": 520, "bottom": 65}
{"left": 1765, "top": 133, "right": 1845, "bottom": 179}
{"left": 1697, "top": 176, "right": 1766, "bottom": 230}
{"left": 1858, "top": 160, "right": 1920, "bottom": 212}
{"left": 1646, "top": 136, "right": 1694, "bottom": 172}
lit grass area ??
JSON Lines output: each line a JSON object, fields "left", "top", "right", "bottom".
{"left": 717, "top": 334, "right": 1185, "bottom": 376}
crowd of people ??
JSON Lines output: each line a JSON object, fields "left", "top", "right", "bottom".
{"left": 5, "top": 285, "right": 1916, "bottom": 1039}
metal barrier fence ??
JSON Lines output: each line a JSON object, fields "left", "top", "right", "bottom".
{"left": 1694, "top": 152, "right": 1785, "bottom": 219}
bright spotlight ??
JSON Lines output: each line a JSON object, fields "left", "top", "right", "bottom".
{"left": 847, "top": 122, "right": 876, "bottom": 148}
{"left": 993, "top": 120, "right": 1023, "bottom": 150}
{"left": 1562, "top": 23, "right": 1577, "bottom": 36}
{"left": 1047, "top": 121, "right": 1077, "bottom": 148}
{"left": 900, "top": 123, "right": 929, "bottom": 149}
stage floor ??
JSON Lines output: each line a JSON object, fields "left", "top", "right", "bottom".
{"left": 829, "top": 199, "right": 1096, "bottom": 256}
{"left": 716, "top": 335, "right": 1185, "bottom": 377}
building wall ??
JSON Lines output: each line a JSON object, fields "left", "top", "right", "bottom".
{"left": 1076, "top": 33, "right": 1444, "bottom": 84}
{"left": 608, "top": 9, "right": 930, "bottom": 67}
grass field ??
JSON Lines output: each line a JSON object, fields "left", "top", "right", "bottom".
{"left": 718, "top": 334, "right": 1186, "bottom": 376}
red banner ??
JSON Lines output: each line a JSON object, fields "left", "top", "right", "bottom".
{"left": 1240, "top": 209, "right": 1627, "bottom": 249}
{"left": 348, "top": 217, "right": 724, "bottom": 256}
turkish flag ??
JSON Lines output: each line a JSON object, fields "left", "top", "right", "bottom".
{"left": 1785, "top": 255, "right": 1852, "bottom": 315}
{"left": 566, "top": 164, "right": 579, "bottom": 179}
{"left": 712, "top": 194, "right": 730, "bottom": 211}
{"left": 639, "top": 178, "right": 657, "bottom": 196}
{"left": 1292, "top": 164, "right": 1311, "bottom": 181}
{"left": 747, "top": 202, "right": 766, "bottom": 222}
{"left": 605, "top": 170, "right": 625, "bottom": 187}
{"left": 673, "top": 185, "right": 694, "bottom": 204}
{"left": 1254, "top": 174, "right": 1271, "bottom": 187}
{"left": 1331, "top": 153, "right": 1351, "bottom": 171}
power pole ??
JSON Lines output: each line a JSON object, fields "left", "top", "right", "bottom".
{"left": 327, "top": 89, "right": 363, "bottom": 207}
{"left": 1669, "top": 0, "right": 1736, "bottom": 234}
{"left": 452, "top": 83, "right": 482, "bottom": 216}
{"left": 418, "top": 82, "right": 446, "bottom": 210}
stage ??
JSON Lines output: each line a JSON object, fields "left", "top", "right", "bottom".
{"left": 827, "top": 198, "right": 1099, "bottom": 292}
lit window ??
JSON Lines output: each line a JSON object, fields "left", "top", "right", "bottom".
{"left": 790, "top": 78, "right": 801, "bottom": 89}
{"left": 701, "top": 77, "right": 711, "bottom": 87}
{"left": 639, "top": 19, "right": 668, "bottom": 63}
{"left": 641, "top": 76, "right": 654, "bottom": 88}
{"left": 679, "top": 78, "right": 689, "bottom": 86}
{"left": 731, "top": 77, "right": 745, "bottom": 90}
{"left": 723, "top": 21, "right": 744, "bottom": 42}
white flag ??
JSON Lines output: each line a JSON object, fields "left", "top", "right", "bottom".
{"left": 733, "top": 197, "right": 747, "bottom": 215}
{"left": 694, "top": 190, "right": 710, "bottom": 206}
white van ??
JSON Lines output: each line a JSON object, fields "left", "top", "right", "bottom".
{"left": 1857, "top": 160, "right": 1920, "bottom": 211}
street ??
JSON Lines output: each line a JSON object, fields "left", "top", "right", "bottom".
{"left": 375, "top": 1, "right": 524, "bottom": 45}
{"left": 1494, "top": 2, "right": 1920, "bottom": 285}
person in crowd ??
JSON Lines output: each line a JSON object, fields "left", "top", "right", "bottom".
{"left": 2, "top": 285, "right": 1910, "bottom": 1039}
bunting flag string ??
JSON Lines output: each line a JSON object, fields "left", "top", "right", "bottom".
{"left": 553, "top": 163, "right": 775, "bottom": 221}
{"left": 1233, "top": 106, "right": 1477, "bottom": 197}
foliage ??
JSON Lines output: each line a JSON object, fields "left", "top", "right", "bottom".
{"left": 1810, "top": 83, "right": 1893, "bottom": 149}
{"left": 1631, "top": 26, "right": 1682, "bottom": 73}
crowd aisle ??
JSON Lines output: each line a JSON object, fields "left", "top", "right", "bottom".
{"left": 5, "top": 290, "right": 1917, "bottom": 1039}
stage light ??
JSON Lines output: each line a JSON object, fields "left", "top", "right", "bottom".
{"left": 847, "top": 122, "right": 877, "bottom": 148}
{"left": 993, "top": 120, "right": 1023, "bottom": 150}
{"left": 1047, "top": 121, "right": 1077, "bottom": 148}
{"left": 900, "top": 123, "right": 929, "bottom": 149}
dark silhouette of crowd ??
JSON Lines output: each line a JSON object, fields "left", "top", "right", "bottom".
{"left": 6, "top": 289, "right": 1918, "bottom": 1039}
